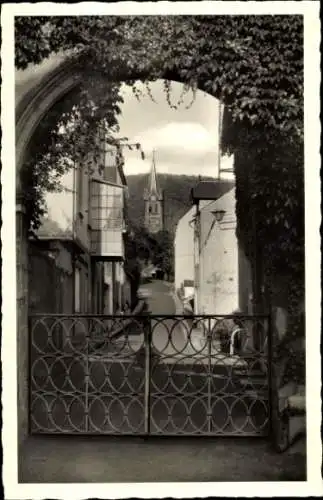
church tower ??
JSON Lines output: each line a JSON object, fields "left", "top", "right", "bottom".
{"left": 144, "top": 150, "right": 164, "bottom": 234}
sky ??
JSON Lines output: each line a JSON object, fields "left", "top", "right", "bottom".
{"left": 45, "top": 79, "right": 234, "bottom": 229}
{"left": 117, "top": 80, "right": 234, "bottom": 178}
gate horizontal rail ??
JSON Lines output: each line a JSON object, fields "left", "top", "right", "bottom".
{"left": 29, "top": 313, "right": 271, "bottom": 437}
{"left": 29, "top": 313, "right": 270, "bottom": 318}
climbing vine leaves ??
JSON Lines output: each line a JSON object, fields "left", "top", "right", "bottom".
{"left": 15, "top": 15, "right": 303, "bottom": 136}
{"left": 15, "top": 15, "right": 304, "bottom": 311}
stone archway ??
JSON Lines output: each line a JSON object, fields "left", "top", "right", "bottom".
{"left": 16, "top": 56, "right": 84, "bottom": 446}
{"left": 16, "top": 56, "right": 81, "bottom": 187}
{"left": 16, "top": 56, "right": 178, "bottom": 444}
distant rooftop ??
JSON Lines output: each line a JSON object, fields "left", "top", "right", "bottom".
{"left": 190, "top": 180, "right": 235, "bottom": 204}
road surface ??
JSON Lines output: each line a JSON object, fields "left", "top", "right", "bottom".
{"left": 140, "top": 280, "right": 191, "bottom": 355}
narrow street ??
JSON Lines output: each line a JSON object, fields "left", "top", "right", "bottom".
{"left": 140, "top": 280, "right": 189, "bottom": 355}
{"left": 142, "top": 279, "right": 176, "bottom": 315}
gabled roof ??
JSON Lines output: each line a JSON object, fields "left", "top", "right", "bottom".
{"left": 190, "top": 180, "right": 235, "bottom": 204}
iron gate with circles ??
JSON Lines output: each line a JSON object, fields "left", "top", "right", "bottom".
{"left": 29, "top": 314, "right": 271, "bottom": 436}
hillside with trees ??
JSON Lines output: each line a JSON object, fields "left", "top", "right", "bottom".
{"left": 126, "top": 173, "right": 215, "bottom": 234}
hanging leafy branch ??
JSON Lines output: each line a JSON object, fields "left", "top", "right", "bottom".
{"left": 21, "top": 78, "right": 124, "bottom": 232}
{"left": 16, "top": 16, "right": 187, "bottom": 230}
{"left": 16, "top": 15, "right": 303, "bottom": 135}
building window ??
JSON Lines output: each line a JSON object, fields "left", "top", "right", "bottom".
{"left": 75, "top": 265, "right": 89, "bottom": 313}
{"left": 194, "top": 264, "right": 200, "bottom": 287}
{"left": 149, "top": 203, "right": 158, "bottom": 215}
{"left": 93, "top": 262, "right": 102, "bottom": 314}
{"left": 90, "top": 180, "right": 124, "bottom": 257}
{"left": 103, "top": 148, "right": 118, "bottom": 183}
{"left": 98, "top": 129, "right": 118, "bottom": 183}
{"left": 83, "top": 271, "right": 88, "bottom": 312}
{"left": 76, "top": 165, "right": 83, "bottom": 215}
{"left": 74, "top": 267, "right": 81, "bottom": 313}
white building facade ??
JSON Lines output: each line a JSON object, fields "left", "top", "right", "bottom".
{"left": 174, "top": 206, "right": 195, "bottom": 296}
{"left": 195, "top": 188, "right": 240, "bottom": 315}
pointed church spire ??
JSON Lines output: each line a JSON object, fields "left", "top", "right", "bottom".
{"left": 148, "top": 149, "right": 159, "bottom": 195}
{"left": 144, "top": 149, "right": 164, "bottom": 233}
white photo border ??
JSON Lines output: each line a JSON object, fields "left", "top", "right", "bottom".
{"left": 1, "top": 2, "right": 321, "bottom": 498}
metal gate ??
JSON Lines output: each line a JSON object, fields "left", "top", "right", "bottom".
{"left": 29, "top": 314, "right": 271, "bottom": 436}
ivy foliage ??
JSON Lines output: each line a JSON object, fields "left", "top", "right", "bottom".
{"left": 146, "top": 230, "right": 174, "bottom": 280}
{"left": 222, "top": 108, "right": 304, "bottom": 314}
{"left": 15, "top": 16, "right": 304, "bottom": 319}
{"left": 16, "top": 15, "right": 303, "bottom": 131}
{"left": 124, "top": 223, "right": 174, "bottom": 286}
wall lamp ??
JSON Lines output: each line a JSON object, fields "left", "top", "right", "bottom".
{"left": 212, "top": 210, "right": 226, "bottom": 223}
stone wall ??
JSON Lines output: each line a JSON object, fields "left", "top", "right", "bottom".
{"left": 16, "top": 204, "right": 29, "bottom": 446}
{"left": 28, "top": 241, "right": 74, "bottom": 314}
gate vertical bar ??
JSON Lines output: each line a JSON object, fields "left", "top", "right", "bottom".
{"left": 144, "top": 315, "right": 151, "bottom": 435}
{"left": 267, "top": 309, "right": 276, "bottom": 441}
{"left": 28, "top": 315, "right": 32, "bottom": 435}
{"left": 207, "top": 317, "right": 212, "bottom": 434}
{"left": 84, "top": 318, "right": 89, "bottom": 433}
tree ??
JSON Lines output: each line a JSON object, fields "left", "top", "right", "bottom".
{"left": 150, "top": 230, "right": 174, "bottom": 280}
{"left": 123, "top": 221, "right": 162, "bottom": 304}
{"left": 123, "top": 232, "right": 142, "bottom": 309}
